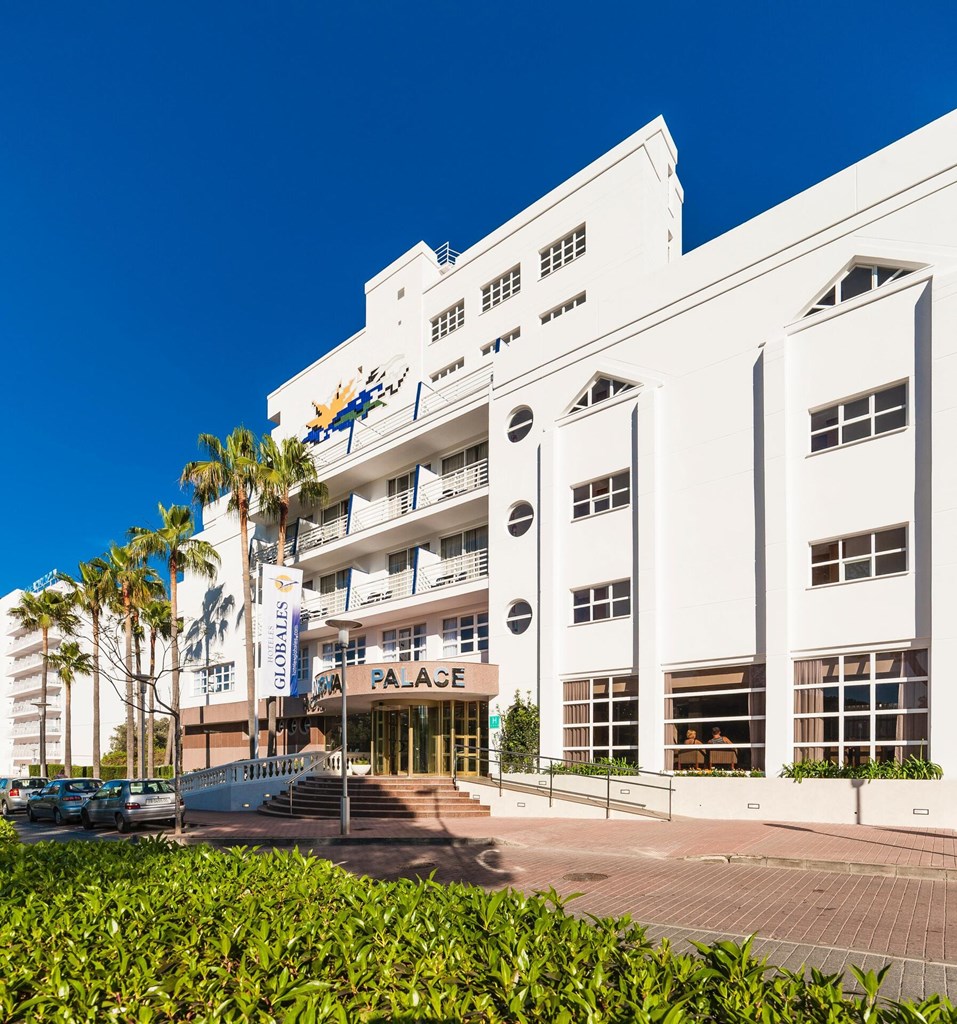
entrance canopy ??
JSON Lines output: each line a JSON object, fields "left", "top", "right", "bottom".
{"left": 287, "top": 660, "right": 499, "bottom": 714}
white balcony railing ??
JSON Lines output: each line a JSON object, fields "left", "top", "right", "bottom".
{"left": 351, "top": 490, "right": 414, "bottom": 533}
{"left": 417, "top": 459, "right": 488, "bottom": 507}
{"left": 351, "top": 568, "right": 414, "bottom": 609}
{"left": 12, "top": 720, "right": 62, "bottom": 737}
{"left": 301, "top": 587, "right": 348, "bottom": 627}
{"left": 8, "top": 654, "right": 44, "bottom": 677}
{"left": 11, "top": 699, "right": 61, "bottom": 718}
{"left": 297, "top": 515, "right": 348, "bottom": 555}
{"left": 416, "top": 549, "right": 489, "bottom": 592}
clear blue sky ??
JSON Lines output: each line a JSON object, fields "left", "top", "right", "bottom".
{"left": 1, "top": 2, "right": 954, "bottom": 593}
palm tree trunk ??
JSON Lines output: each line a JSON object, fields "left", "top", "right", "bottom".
{"left": 134, "top": 619, "right": 144, "bottom": 778}
{"left": 148, "top": 628, "right": 156, "bottom": 777}
{"left": 64, "top": 680, "right": 72, "bottom": 778}
{"left": 170, "top": 557, "right": 180, "bottom": 775}
{"left": 40, "top": 629, "right": 49, "bottom": 778}
{"left": 239, "top": 493, "right": 258, "bottom": 760}
{"left": 124, "top": 586, "right": 134, "bottom": 779}
{"left": 91, "top": 610, "right": 101, "bottom": 779}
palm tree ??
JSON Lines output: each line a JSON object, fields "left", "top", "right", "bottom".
{"left": 104, "top": 545, "right": 162, "bottom": 778}
{"left": 257, "top": 434, "right": 327, "bottom": 755}
{"left": 7, "top": 590, "right": 79, "bottom": 777}
{"left": 181, "top": 428, "right": 262, "bottom": 759}
{"left": 140, "top": 598, "right": 173, "bottom": 776}
{"left": 59, "top": 558, "right": 111, "bottom": 777}
{"left": 47, "top": 642, "right": 93, "bottom": 779}
{"left": 130, "top": 504, "right": 219, "bottom": 780}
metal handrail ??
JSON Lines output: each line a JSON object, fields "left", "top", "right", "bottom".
{"left": 287, "top": 751, "right": 334, "bottom": 816}
{"left": 454, "top": 745, "right": 673, "bottom": 820}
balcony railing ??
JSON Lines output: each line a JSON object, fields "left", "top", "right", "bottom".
{"left": 417, "top": 459, "right": 488, "bottom": 507}
{"left": 11, "top": 699, "right": 61, "bottom": 718}
{"left": 417, "top": 549, "right": 489, "bottom": 591}
{"left": 8, "top": 654, "right": 44, "bottom": 677}
{"left": 351, "top": 490, "right": 413, "bottom": 533}
{"left": 301, "top": 587, "right": 348, "bottom": 627}
{"left": 12, "top": 720, "right": 62, "bottom": 737}
{"left": 10, "top": 675, "right": 52, "bottom": 697}
{"left": 351, "top": 567, "right": 414, "bottom": 609}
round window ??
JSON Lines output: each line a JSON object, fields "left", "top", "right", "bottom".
{"left": 506, "top": 600, "right": 533, "bottom": 635}
{"left": 507, "top": 407, "right": 534, "bottom": 443}
{"left": 508, "top": 502, "right": 534, "bottom": 537}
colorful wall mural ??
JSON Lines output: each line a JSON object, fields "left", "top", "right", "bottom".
{"left": 302, "top": 356, "right": 410, "bottom": 445}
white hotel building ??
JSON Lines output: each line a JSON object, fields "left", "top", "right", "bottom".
{"left": 180, "top": 109, "right": 957, "bottom": 780}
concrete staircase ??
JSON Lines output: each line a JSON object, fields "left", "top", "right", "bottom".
{"left": 258, "top": 774, "right": 491, "bottom": 819}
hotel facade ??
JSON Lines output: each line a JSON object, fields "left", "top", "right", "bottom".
{"left": 180, "top": 110, "right": 957, "bottom": 780}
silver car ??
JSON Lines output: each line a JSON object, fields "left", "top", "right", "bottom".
{"left": 0, "top": 777, "right": 49, "bottom": 817}
{"left": 80, "top": 779, "right": 182, "bottom": 833}
{"left": 27, "top": 779, "right": 103, "bottom": 825}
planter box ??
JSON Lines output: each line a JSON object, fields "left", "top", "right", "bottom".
{"left": 672, "top": 777, "right": 957, "bottom": 828}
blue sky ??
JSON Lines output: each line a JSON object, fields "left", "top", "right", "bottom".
{"left": 1, "top": 2, "right": 955, "bottom": 593}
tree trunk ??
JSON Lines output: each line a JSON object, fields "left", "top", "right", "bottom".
{"left": 40, "top": 629, "right": 48, "bottom": 778}
{"left": 124, "top": 585, "right": 134, "bottom": 779}
{"left": 134, "top": 617, "right": 144, "bottom": 778}
{"left": 148, "top": 628, "right": 156, "bottom": 777}
{"left": 64, "top": 680, "right": 72, "bottom": 778}
{"left": 170, "top": 556, "right": 181, "bottom": 776}
{"left": 277, "top": 499, "right": 288, "bottom": 565}
{"left": 239, "top": 491, "right": 258, "bottom": 760}
{"left": 91, "top": 610, "right": 101, "bottom": 779}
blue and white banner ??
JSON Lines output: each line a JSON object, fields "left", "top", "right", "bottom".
{"left": 259, "top": 564, "right": 303, "bottom": 698}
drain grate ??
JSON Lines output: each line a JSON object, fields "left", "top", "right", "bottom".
{"left": 562, "top": 872, "right": 609, "bottom": 882}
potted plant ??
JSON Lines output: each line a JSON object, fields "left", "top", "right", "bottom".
{"left": 350, "top": 757, "right": 371, "bottom": 777}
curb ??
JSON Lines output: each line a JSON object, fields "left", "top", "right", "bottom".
{"left": 164, "top": 834, "right": 503, "bottom": 849}
{"left": 685, "top": 853, "right": 957, "bottom": 882}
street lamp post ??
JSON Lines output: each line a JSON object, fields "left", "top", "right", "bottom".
{"left": 32, "top": 702, "right": 50, "bottom": 778}
{"left": 325, "top": 618, "right": 362, "bottom": 836}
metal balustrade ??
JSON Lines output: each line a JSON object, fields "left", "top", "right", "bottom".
{"left": 11, "top": 699, "right": 61, "bottom": 717}
{"left": 416, "top": 368, "right": 493, "bottom": 419}
{"left": 302, "top": 587, "right": 347, "bottom": 626}
{"left": 9, "top": 654, "right": 44, "bottom": 676}
{"left": 416, "top": 549, "right": 489, "bottom": 592}
{"left": 417, "top": 459, "right": 488, "bottom": 506}
{"left": 296, "top": 515, "right": 348, "bottom": 554}
{"left": 12, "top": 720, "right": 62, "bottom": 737}
{"left": 351, "top": 568, "right": 414, "bottom": 608}
{"left": 351, "top": 489, "right": 414, "bottom": 532}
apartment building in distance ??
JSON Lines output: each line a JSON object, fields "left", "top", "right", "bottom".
{"left": 179, "top": 108, "right": 957, "bottom": 781}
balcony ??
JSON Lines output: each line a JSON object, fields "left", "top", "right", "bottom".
{"left": 13, "top": 743, "right": 62, "bottom": 762}
{"left": 12, "top": 719, "right": 62, "bottom": 738}
{"left": 251, "top": 459, "right": 489, "bottom": 571}
{"left": 10, "top": 675, "right": 59, "bottom": 698}
{"left": 8, "top": 654, "right": 44, "bottom": 678}
{"left": 11, "top": 698, "right": 61, "bottom": 718}
{"left": 299, "top": 549, "right": 489, "bottom": 635}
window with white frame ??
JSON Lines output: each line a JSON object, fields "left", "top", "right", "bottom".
{"left": 810, "top": 383, "right": 907, "bottom": 452}
{"left": 442, "top": 612, "right": 489, "bottom": 656}
{"left": 572, "top": 580, "right": 630, "bottom": 623}
{"left": 571, "top": 377, "right": 634, "bottom": 412}
{"left": 540, "top": 225, "right": 586, "bottom": 278}
{"left": 430, "top": 300, "right": 465, "bottom": 343}
{"left": 481, "top": 266, "right": 521, "bottom": 312}
{"left": 321, "top": 636, "right": 366, "bottom": 668}
{"left": 541, "top": 292, "right": 586, "bottom": 324}
{"left": 810, "top": 527, "right": 907, "bottom": 586}
{"left": 794, "top": 649, "right": 928, "bottom": 765}
{"left": 563, "top": 676, "right": 638, "bottom": 764}
{"left": 804, "top": 264, "right": 914, "bottom": 317}
{"left": 665, "top": 664, "right": 766, "bottom": 771}
{"left": 193, "top": 663, "right": 235, "bottom": 696}
{"left": 481, "top": 327, "right": 520, "bottom": 357}
{"left": 430, "top": 358, "right": 464, "bottom": 382}
{"left": 572, "top": 471, "right": 629, "bottom": 519}
{"left": 382, "top": 624, "right": 427, "bottom": 662}
{"left": 298, "top": 643, "right": 311, "bottom": 686}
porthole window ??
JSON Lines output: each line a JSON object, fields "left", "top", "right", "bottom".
{"left": 508, "top": 502, "right": 534, "bottom": 537}
{"left": 506, "top": 600, "right": 533, "bottom": 635}
{"left": 507, "top": 407, "right": 533, "bottom": 443}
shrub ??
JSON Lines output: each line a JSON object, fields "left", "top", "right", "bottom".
{"left": 0, "top": 820, "right": 17, "bottom": 846}
{"left": 498, "top": 691, "right": 540, "bottom": 771}
{"left": 550, "top": 756, "right": 640, "bottom": 777}
{"left": 0, "top": 840, "right": 952, "bottom": 1021}
{"left": 780, "top": 757, "right": 943, "bottom": 782}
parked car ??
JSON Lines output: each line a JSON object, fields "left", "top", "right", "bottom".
{"left": 80, "top": 779, "right": 183, "bottom": 833}
{"left": 26, "top": 779, "right": 103, "bottom": 825}
{"left": 0, "top": 777, "right": 49, "bottom": 817}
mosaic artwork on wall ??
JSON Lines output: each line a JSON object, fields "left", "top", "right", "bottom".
{"left": 303, "top": 355, "right": 410, "bottom": 445}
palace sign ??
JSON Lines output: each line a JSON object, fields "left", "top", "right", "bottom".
{"left": 258, "top": 564, "right": 303, "bottom": 699}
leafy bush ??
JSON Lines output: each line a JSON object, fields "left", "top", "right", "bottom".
{"left": 498, "top": 691, "right": 540, "bottom": 772}
{"left": 780, "top": 757, "right": 943, "bottom": 781}
{"left": 0, "top": 820, "right": 18, "bottom": 846}
{"left": 550, "top": 756, "right": 640, "bottom": 777}
{"left": 0, "top": 840, "right": 953, "bottom": 1022}
{"left": 673, "top": 768, "right": 766, "bottom": 778}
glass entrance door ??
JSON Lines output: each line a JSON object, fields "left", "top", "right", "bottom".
{"left": 372, "top": 701, "right": 488, "bottom": 776}
{"left": 373, "top": 709, "right": 408, "bottom": 776}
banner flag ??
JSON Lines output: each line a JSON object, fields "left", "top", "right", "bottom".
{"left": 258, "top": 564, "right": 304, "bottom": 699}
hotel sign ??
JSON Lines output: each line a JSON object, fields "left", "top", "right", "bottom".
{"left": 258, "top": 565, "right": 303, "bottom": 699}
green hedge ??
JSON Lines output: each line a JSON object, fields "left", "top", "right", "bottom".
{"left": 0, "top": 820, "right": 17, "bottom": 846}
{"left": 780, "top": 757, "right": 943, "bottom": 781}
{"left": 0, "top": 840, "right": 953, "bottom": 1022}
{"left": 27, "top": 764, "right": 174, "bottom": 781}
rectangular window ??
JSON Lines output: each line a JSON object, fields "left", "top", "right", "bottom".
{"left": 572, "top": 580, "right": 630, "bottom": 623}
{"left": 319, "top": 569, "right": 350, "bottom": 595}
{"left": 541, "top": 292, "right": 586, "bottom": 324}
{"left": 541, "top": 225, "right": 586, "bottom": 278}
{"left": 481, "top": 327, "right": 520, "bottom": 357}
{"left": 481, "top": 266, "right": 521, "bottom": 312}
{"left": 562, "top": 676, "right": 638, "bottom": 764}
{"left": 430, "top": 300, "right": 465, "bottom": 343}
{"left": 382, "top": 624, "right": 427, "bottom": 662}
{"left": 441, "top": 442, "right": 488, "bottom": 477}
{"left": 430, "top": 358, "right": 464, "bottom": 382}
{"left": 572, "top": 471, "right": 630, "bottom": 519}
{"left": 298, "top": 643, "right": 311, "bottom": 686}
{"left": 442, "top": 613, "right": 489, "bottom": 656}
{"left": 794, "top": 649, "right": 928, "bottom": 765}
{"left": 810, "top": 527, "right": 907, "bottom": 586}
{"left": 440, "top": 526, "right": 489, "bottom": 560}
{"left": 388, "top": 547, "right": 422, "bottom": 575}
{"left": 810, "top": 383, "right": 907, "bottom": 452}
{"left": 665, "top": 664, "right": 766, "bottom": 771}
{"left": 321, "top": 636, "right": 366, "bottom": 668}
{"left": 193, "top": 663, "right": 235, "bottom": 696}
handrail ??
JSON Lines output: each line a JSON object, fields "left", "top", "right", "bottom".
{"left": 286, "top": 751, "right": 333, "bottom": 817}
{"left": 454, "top": 745, "right": 673, "bottom": 820}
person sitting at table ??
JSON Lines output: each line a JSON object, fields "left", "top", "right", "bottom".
{"left": 708, "top": 726, "right": 737, "bottom": 768}
{"left": 676, "top": 728, "right": 705, "bottom": 769}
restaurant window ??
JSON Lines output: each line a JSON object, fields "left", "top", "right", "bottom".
{"left": 664, "top": 664, "right": 766, "bottom": 771}
{"left": 563, "top": 676, "right": 638, "bottom": 764}
{"left": 793, "top": 649, "right": 928, "bottom": 766}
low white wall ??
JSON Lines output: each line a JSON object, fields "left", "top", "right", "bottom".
{"left": 672, "top": 777, "right": 957, "bottom": 829}
{"left": 183, "top": 780, "right": 287, "bottom": 813}
{"left": 458, "top": 778, "right": 649, "bottom": 819}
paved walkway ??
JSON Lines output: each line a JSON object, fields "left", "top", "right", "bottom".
{"left": 180, "top": 811, "right": 957, "bottom": 1002}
